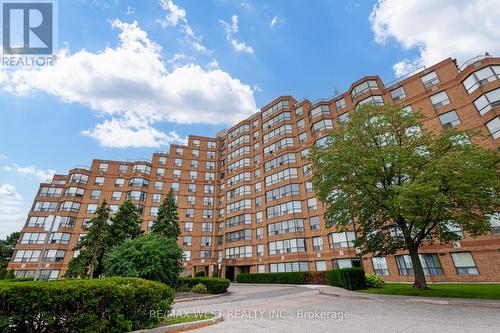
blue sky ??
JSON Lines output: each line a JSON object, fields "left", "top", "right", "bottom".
{"left": 1, "top": 0, "right": 499, "bottom": 237}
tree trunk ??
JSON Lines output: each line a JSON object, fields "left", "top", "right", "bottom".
{"left": 408, "top": 246, "right": 428, "bottom": 289}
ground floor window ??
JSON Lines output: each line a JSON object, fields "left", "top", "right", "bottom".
{"left": 315, "top": 260, "right": 327, "bottom": 271}
{"left": 332, "top": 258, "right": 361, "bottom": 269}
{"left": 450, "top": 252, "right": 479, "bottom": 275}
{"left": 14, "top": 270, "right": 34, "bottom": 278}
{"left": 395, "top": 254, "right": 443, "bottom": 276}
{"left": 270, "top": 261, "right": 308, "bottom": 273}
{"left": 258, "top": 264, "right": 265, "bottom": 273}
{"left": 371, "top": 257, "right": 389, "bottom": 276}
{"left": 38, "top": 269, "right": 59, "bottom": 280}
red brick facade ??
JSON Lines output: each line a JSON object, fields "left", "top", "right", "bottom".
{"left": 8, "top": 56, "right": 500, "bottom": 282}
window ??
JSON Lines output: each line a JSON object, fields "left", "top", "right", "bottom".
{"left": 463, "top": 66, "right": 500, "bottom": 93}
{"left": 266, "top": 183, "right": 300, "bottom": 202}
{"left": 307, "top": 197, "right": 317, "bottom": 210}
{"left": 438, "top": 110, "right": 461, "bottom": 128}
{"left": 311, "top": 119, "right": 333, "bottom": 133}
{"left": 226, "top": 229, "right": 252, "bottom": 242}
{"left": 171, "top": 183, "right": 179, "bottom": 191}
{"left": 486, "top": 117, "right": 500, "bottom": 140}
{"left": 263, "top": 112, "right": 292, "bottom": 130}
{"left": 184, "top": 221, "right": 193, "bottom": 232}
{"left": 59, "top": 201, "right": 80, "bottom": 213}
{"left": 305, "top": 181, "right": 313, "bottom": 193}
{"left": 173, "top": 169, "right": 181, "bottom": 178}
{"left": 192, "top": 139, "right": 200, "bottom": 147}
{"left": 268, "top": 238, "right": 306, "bottom": 255}
{"left": 430, "top": 91, "right": 451, "bottom": 108}
{"left": 226, "top": 214, "right": 252, "bottom": 227}
{"left": 208, "top": 141, "right": 217, "bottom": 149}
{"left": 94, "top": 177, "right": 104, "bottom": 185}
{"left": 128, "top": 191, "right": 147, "bottom": 201}
{"left": 333, "top": 258, "right": 361, "bottom": 269}
{"left": 43, "top": 249, "right": 66, "bottom": 262}
{"left": 152, "top": 193, "right": 161, "bottom": 203}
{"left": 257, "top": 244, "right": 265, "bottom": 257}
{"left": 204, "top": 185, "right": 214, "bottom": 193}
{"left": 156, "top": 168, "right": 165, "bottom": 176}
{"left": 115, "top": 178, "right": 125, "bottom": 187}
{"left": 27, "top": 216, "right": 47, "bottom": 228}
{"left": 265, "top": 168, "right": 298, "bottom": 186}
{"left": 351, "top": 80, "right": 379, "bottom": 99}
{"left": 154, "top": 181, "right": 163, "bottom": 190}
{"left": 90, "top": 190, "right": 101, "bottom": 200}
{"left": 38, "top": 269, "right": 59, "bottom": 280}
{"left": 186, "top": 208, "right": 194, "bottom": 218}
{"left": 253, "top": 119, "right": 259, "bottom": 127}
{"left": 183, "top": 251, "right": 191, "bottom": 262}
{"left": 312, "top": 236, "right": 323, "bottom": 251}
{"left": 98, "top": 163, "right": 108, "bottom": 172}
{"left": 192, "top": 150, "right": 199, "bottom": 157}
{"left": 14, "top": 250, "right": 40, "bottom": 262}
{"left": 50, "top": 232, "right": 71, "bottom": 244}
{"left": 150, "top": 207, "right": 159, "bottom": 216}
{"left": 309, "top": 216, "right": 320, "bottom": 230}
{"left": 183, "top": 236, "right": 192, "bottom": 246}
{"left": 202, "top": 209, "right": 213, "bottom": 218}
{"left": 262, "top": 124, "right": 293, "bottom": 143}
{"left": 489, "top": 213, "right": 500, "bottom": 233}
{"left": 118, "top": 164, "right": 128, "bottom": 173}
{"left": 132, "top": 164, "right": 151, "bottom": 174}
{"left": 86, "top": 204, "right": 97, "bottom": 214}
{"left": 390, "top": 86, "right": 406, "bottom": 101}
{"left": 69, "top": 173, "right": 88, "bottom": 184}
{"left": 338, "top": 113, "right": 349, "bottom": 123}
{"left": 371, "top": 257, "right": 389, "bottom": 276}
{"left": 264, "top": 153, "right": 296, "bottom": 171}
{"left": 256, "top": 227, "right": 263, "bottom": 240}
{"left": 176, "top": 148, "right": 184, "bottom": 155}
{"left": 200, "top": 250, "right": 211, "bottom": 258}
{"left": 266, "top": 201, "right": 302, "bottom": 219}
{"left": 336, "top": 98, "right": 346, "bottom": 110}
{"left": 297, "top": 119, "right": 305, "bottom": 129}
{"left": 202, "top": 222, "right": 212, "bottom": 232}
{"left": 158, "top": 156, "right": 167, "bottom": 165}
{"left": 267, "top": 219, "right": 304, "bottom": 236}
{"left": 295, "top": 106, "right": 303, "bottom": 117}
{"left": 396, "top": 254, "right": 443, "bottom": 276}
{"left": 206, "top": 161, "right": 216, "bottom": 170}
{"left": 329, "top": 231, "right": 356, "bottom": 248}
{"left": 451, "top": 252, "right": 479, "bottom": 275}
{"left": 315, "top": 261, "right": 327, "bottom": 271}
{"left": 225, "top": 246, "right": 252, "bottom": 259}
{"left": 129, "top": 178, "right": 149, "bottom": 188}
{"left": 200, "top": 236, "right": 212, "bottom": 246}
{"left": 421, "top": 71, "right": 440, "bottom": 88}
{"left": 357, "top": 95, "right": 384, "bottom": 107}
{"left": 207, "top": 151, "right": 216, "bottom": 159}
{"left": 39, "top": 187, "right": 62, "bottom": 198}
{"left": 309, "top": 105, "right": 330, "bottom": 120}
{"left": 300, "top": 148, "right": 309, "bottom": 159}
{"left": 20, "top": 232, "right": 46, "bottom": 244}
{"left": 34, "top": 201, "right": 58, "bottom": 212}
{"left": 270, "top": 261, "right": 308, "bottom": 273}
{"left": 258, "top": 264, "right": 265, "bottom": 273}
{"left": 474, "top": 88, "right": 500, "bottom": 115}
{"left": 188, "top": 184, "right": 196, "bottom": 192}
{"left": 262, "top": 100, "right": 290, "bottom": 119}
{"left": 203, "top": 197, "right": 213, "bottom": 206}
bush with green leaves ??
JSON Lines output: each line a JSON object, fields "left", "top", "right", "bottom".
{"left": 176, "top": 284, "right": 191, "bottom": 292}
{"left": 195, "top": 271, "right": 206, "bottom": 277}
{"left": 191, "top": 283, "right": 208, "bottom": 293}
{"left": 0, "top": 277, "right": 174, "bottom": 333}
{"left": 365, "top": 273, "right": 385, "bottom": 288}
{"left": 236, "top": 272, "right": 306, "bottom": 284}
{"left": 104, "top": 233, "right": 183, "bottom": 287}
{"left": 179, "top": 277, "right": 230, "bottom": 294}
{"left": 326, "top": 268, "right": 367, "bottom": 290}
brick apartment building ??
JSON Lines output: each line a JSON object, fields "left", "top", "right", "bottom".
{"left": 8, "top": 55, "right": 500, "bottom": 282}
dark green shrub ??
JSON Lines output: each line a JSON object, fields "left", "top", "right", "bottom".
{"left": 195, "top": 271, "right": 205, "bottom": 277}
{"left": 104, "top": 233, "right": 183, "bottom": 287}
{"left": 191, "top": 283, "right": 208, "bottom": 293}
{"left": 236, "top": 272, "right": 306, "bottom": 284}
{"left": 326, "top": 268, "right": 366, "bottom": 290}
{"left": 304, "top": 271, "right": 327, "bottom": 284}
{"left": 179, "top": 277, "right": 230, "bottom": 294}
{"left": 365, "top": 273, "right": 385, "bottom": 288}
{"left": 176, "top": 284, "right": 191, "bottom": 292}
{"left": 0, "top": 277, "right": 174, "bottom": 333}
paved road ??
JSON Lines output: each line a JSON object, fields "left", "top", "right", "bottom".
{"left": 173, "top": 284, "right": 500, "bottom": 333}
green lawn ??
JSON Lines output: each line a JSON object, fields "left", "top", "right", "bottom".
{"left": 163, "top": 313, "right": 214, "bottom": 326}
{"left": 359, "top": 283, "right": 500, "bottom": 300}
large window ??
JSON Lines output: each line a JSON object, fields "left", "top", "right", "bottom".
{"left": 14, "top": 250, "right": 40, "bottom": 262}
{"left": 20, "top": 232, "right": 46, "bottom": 244}
{"left": 351, "top": 80, "right": 379, "bottom": 99}
{"left": 59, "top": 201, "right": 80, "bottom": 213}
{"left": 328, "top": 231, "right": 356, "bottom": 248}
{"left": 226, "top": 214, "right": 252, "bottom": 228}
{"left": 39, "top": 187, "right": 62, "bottom": 198}
{"left": 266, "top": 201, "right": 302, "bottom": 219}
{"left": 463, "top": 65, "right": 500, "bottom": 93}
{"left": 430, "top": 91, "right": 451, "bottom": 108}
{"left": 390, "top": 86, "right": 406, "bottom": 101}
{"left": 333, "top": 258, "right": 361, "bottom": 269}
{"left": 266, "top": 184, "right": 300, "bottom": 202}
{"left": 269, "top": 238, "right": 306, "bottom": 255}
{"left": 264, "top": 168, "right": 298, "bottom": 186}
{"left": 309, "top": 105, "right": 330, "bottom": 120}
{"left": 226, "top": 229, "right": 252, "bottom": 242}
{"left": 474, "top": 88, "right": 500, "bottom": 116}
{"left": 357, "top": 95, "right": 384, "bottom": 107}
{"left": 264, "top": 137, "right": 294, "bottom": 156}
{"left": 270, "top": 261, "right": 308, "bottom": 273}
{"left": 69, "top": 173, "right": 88, "bottom": 184}
{"left": 371, "top": 257, "right": 389, "bottom": 276}
{"left": 395, "top": 254, "right": 443, "bottom": 276}
{"left": 264, "top": 153, "right": 296, "bottom": 171}
{"left": 263, "top": 124, "right": 293, "bottom": 143}
{"left": 263, "top": 112, "right": 291, "bottom": 130}
{"left": 451, "top": 252, "right": 479, "bottom": 275}
{"left": 262, "top": 100, "right": 290, "bottom": 119}
{"left": 421, "top": 71, "right": 440, "bottom": 88}
{"left": 312, "top": 119, "right": 333, "bottom": 133}
{"left": 49, "top": 232, "right": 71, "bottom": 244}
{"left": 438, "top": 110, "right": 461, "bottom": 128}
{"left": 129, "top": 178, "right": 149, "bottom": 188}
{"left": 267, "top": 218, "right": 304, "bottom": 236}
{"left": 33, "top": 201, "right": 58, "bottom": 212}
{"left": 225, "top": 246, "right": 252, "bottom": 259}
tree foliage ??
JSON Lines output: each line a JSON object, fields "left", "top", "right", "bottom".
{"left": 104, "top": 233, "right": 183, "bottom": 287}
{"left": 151, "top": 189, "right": 180, "bottom": 240}
{"left": 109, "top": 199, "right": 143, "bottom": 247}
{"left": 0, "top": 232, "right": 20, "bottom": 278}
{"left": 310, "top": 103, "right": 499, "bottom": 288}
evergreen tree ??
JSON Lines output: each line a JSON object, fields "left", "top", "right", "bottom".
{"left": 109, "top": 199, "right": 143, "bottom": 247}
{"left": 311, "top": 103, "right": 499, "bottom": 289}
{"left": 0, "top": 232, "right": 19, "bottom": 279}
{"left": 65, "top": 200, "right": 110, "bottom": 278}
{"left": 152, "top": 189, "right": 181, "bottom": 239}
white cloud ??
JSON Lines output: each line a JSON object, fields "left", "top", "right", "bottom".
{"left": 270, "top": 16, "right": 279, "bottom": 28}
{"left": 127, "top": 6, "right": 135, "bottom": 15}
{"left": 4, "top": 164, "right": 55, "bottom": 181}
{"left": 241, "top": 2, "right": 251, "bottom": 10}
{"left": 392, "top": 58, "right": 424, "bottom": 78}
{"left": 0, "top": 184, "right": 27, "bottom": 238}
{"left": 0, "top": 153, "right": 7, "bottom": 160}
{"left": 220, "top": 15, "right": 254, "bottom": 54}
{"left": 370, "top": 0, "right": 500, "bottom": 76}
{"left": 157, "top": 0, "right": 208, "bottom": 52}
{"left": 207, "top": 59, "right": 219, "bottom": 70}
{"left": 0, "top": 20, "right": 258, "bottom": 148}
{"left": 82, "top": 116, "right": 187, "bottom": 148}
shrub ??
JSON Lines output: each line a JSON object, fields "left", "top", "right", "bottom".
{"left": 0, "top": 270, "right": 14, "bottom": 280}
{"left": 326, "top": 268, "right": 367, "bottom": 290}
{"left": 176, "top": 284, "right": 191, "bottom": 292}
{"left": 191, "top": 283, "right": 208, "bottom": 293}
{"left": 236, "top": 272, "right": 306, "bottom": 284}
{"left": 104, "top": 233, "right": 183, "bottom": 287}
{"left": 304, "top": 271, "right": 327, "bottom": 284}
{"left": 365, "top": 273, "right": 385, "bottom": 288}
{"left": 0, "top": 277, "right": 175, "bottom": 333}
{"left": 195, "top": 271, "right": 206, "bottom": 277}
{"left": 179, "top": 277, "right": 230, "bottom": 294}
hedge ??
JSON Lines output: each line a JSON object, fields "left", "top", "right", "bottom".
{"left": 0, "top": 277, "right": 175, "bottom": 333}
{"left": 179, "top": 277, "right": 230, "bottom": 294}
{"left": 326, "top": 268, "right": 367, "bottom": 290}
{"left": 236, "top": 272, "right": 306, "bottom": 284}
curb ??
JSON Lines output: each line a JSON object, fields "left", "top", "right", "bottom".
{"left": 175, "top": 292, "right": 229, "bottom": 303}
{"left": 131, "top": 315, "right": 223, "bottom": 333}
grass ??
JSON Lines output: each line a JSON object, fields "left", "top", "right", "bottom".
{"left": 163, "top": 313, "right": 214, "bottom": 326}
{"left": 359, "top": 283, "right": 500, "bottom": 300}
